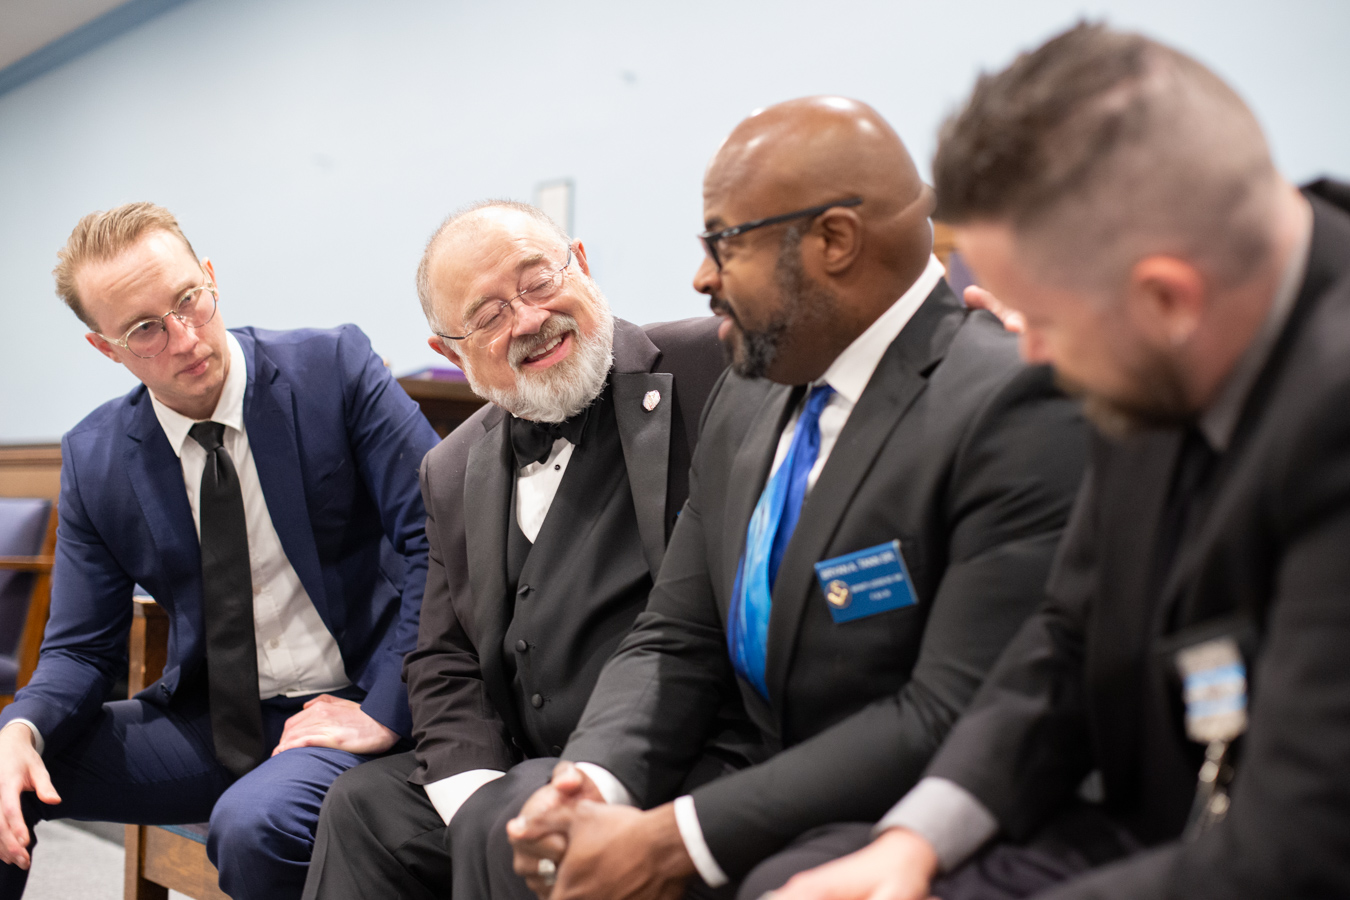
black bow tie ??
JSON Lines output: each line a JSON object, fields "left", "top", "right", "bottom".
{"left": 509, "top": 409, "right": 589, "bottom": 469}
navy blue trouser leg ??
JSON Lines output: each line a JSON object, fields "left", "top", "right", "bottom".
{"left": 1, "top": 690, "right": 372, "bottom": 900}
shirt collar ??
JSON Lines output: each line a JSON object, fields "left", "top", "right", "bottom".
{"left": 1198, "top": 198, "right": 1313, "bottom": 452}
{"left": 150, "top": 331, "right": 247, "bottom": 458}
{"left": 816, "top": 254, "right": 946, "bottom": 405}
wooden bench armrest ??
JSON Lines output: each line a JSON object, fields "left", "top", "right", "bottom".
{"left": 0, "top": 555, "right": 53, "bottom": 572}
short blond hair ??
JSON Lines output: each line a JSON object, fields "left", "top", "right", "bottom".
{"left": 54, "top": 202, "right": 199, "bottom": 331}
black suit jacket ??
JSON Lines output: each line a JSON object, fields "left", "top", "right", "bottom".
{"left": 927, "top": 182, "right": 1350, "bottom": 898}
{"left": 563, "top": 280, "right": 1088, "bottom": 878}
{"left": 404, "top": 317, "right": 728, "bottom": 784}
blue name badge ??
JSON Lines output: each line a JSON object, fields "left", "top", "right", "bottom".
{"left": 814, "top": 540, "right": 918, "bottom": 624}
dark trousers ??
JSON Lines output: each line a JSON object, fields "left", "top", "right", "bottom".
{"left": 737, "top": 806, "right": 1139, "bottom": 900}
{"left": 303, "top": 751, "right": 451, "bottom": 900}
{"left": 1, "top": 687, "right": 375, "bottom": 900}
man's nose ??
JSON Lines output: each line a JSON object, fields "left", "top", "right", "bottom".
{"left": 512, "top": 302, "right": 550, "bottom": 336}
{"left": 693, "top": 256, "right": 720, "bottom": 296}
{"left": 165, "top": 313, "right": 200, "bottom": 353}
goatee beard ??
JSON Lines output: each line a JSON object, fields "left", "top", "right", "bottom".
{"left": 459, "top": 303, "right": 615, "bottom": 423}
{"left": 718, "top": 226, "right": 837, "bottom": 380}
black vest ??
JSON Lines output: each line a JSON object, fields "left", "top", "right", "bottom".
{"left": 500, "top": 385, "right": 652, "bottom": 756}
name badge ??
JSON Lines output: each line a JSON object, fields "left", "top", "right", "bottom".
{"left": 1175, "top": 636, "right": 1248, "bottom": 745}
{"left": 814, "top": 540, "right": 918, "bottom": 624}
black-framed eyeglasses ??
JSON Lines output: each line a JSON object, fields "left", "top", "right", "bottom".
{"left": 436, "top": 247, "right": 574, "bottom": 347}
{"left": 99, "top": 284, "right": 219, "bottom": 359}
{"left": 697, "top": 197, "right": 863, "bottom": 269}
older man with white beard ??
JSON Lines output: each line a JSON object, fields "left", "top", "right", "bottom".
{"left": 301, "top": 200, "right": 759, "bottom": 900}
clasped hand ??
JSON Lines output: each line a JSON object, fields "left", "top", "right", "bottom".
{"left": 507, "top": 761, "right": 693, "bottom": 900}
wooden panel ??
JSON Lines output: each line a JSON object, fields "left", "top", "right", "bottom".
{"left": 129, "top": 597, "right": 169, "bottom": 693}
{"left": 0, "top": 445, "right": 61, "bottom": 501}
{"left": 124, "top": 825, "right": 169, "bottom": 900}
{"left": 140, "top": 826, "right": 228, "bottom": 900}
{"left": 932, "top": 221, "right": 957, "bottom": 269}
{"left": 398, "top": 377, "right": 487, "bottom": 438}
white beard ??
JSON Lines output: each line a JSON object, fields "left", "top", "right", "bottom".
{"left": 458, "top": 302, "right": 615, "bottom": 423}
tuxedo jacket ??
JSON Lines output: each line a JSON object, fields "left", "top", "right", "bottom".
{"left": 563, "top": 280, "right": 1088, "bottom": 878}
{"left": 927, "top": 182, "right": 1350, "bottom": 898}
{"left": 0, "top": 326, "right": 440, "bottom": 750}
{"left": 404, "top": 317, "right": 736, "bottom": 784}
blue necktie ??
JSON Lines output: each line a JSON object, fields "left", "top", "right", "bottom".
{"left": 728, "top": 384, "right": 835, "bottom": 699}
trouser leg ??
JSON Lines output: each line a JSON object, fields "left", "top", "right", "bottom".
{"left": 736, "top": 822, "right": 874, "bottom": 900}
{"left": 0, "top": 697, "right": 229, "bottom": 900}
{"left": 301, "top": 750, "right": 450, "bottom": 900}
{"left": 931, "top": 804, "right": 1140, "bottom": 900}
{"left": 449, "top": 758, "right": 556, "bottom": 900}
{"left": 207, "top": 693, "right": 375, "bottom": 900}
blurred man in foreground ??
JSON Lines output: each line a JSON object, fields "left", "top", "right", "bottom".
{"left": 774, "top": 23, "right": 1350, "bottom": 900}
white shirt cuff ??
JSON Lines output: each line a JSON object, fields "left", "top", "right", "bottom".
{"left": 422, "top": 769, "right": 505, "bottom": 826}
{"left": 673, "top": 794, "right": 729, "bottom": 888}
{"left": 574, "top": 762, "right": 635, "bottom": 806}
{"left": 874, "top": 777, "right": 999, "bottom": 872}
{"left": 4, "top": 719, "right": 43, "bottom": 756}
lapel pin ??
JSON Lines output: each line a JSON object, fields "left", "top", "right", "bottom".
{"left": 643, "top": 390, "right": 661, "bottom": 411}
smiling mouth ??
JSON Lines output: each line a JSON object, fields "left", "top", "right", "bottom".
{"left": 521, "top": 331, "right": 572, "bottom": 367}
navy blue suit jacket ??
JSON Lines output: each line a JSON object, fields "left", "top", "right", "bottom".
{"left": 0, "top": 325, "right": 439, "bottom": 755}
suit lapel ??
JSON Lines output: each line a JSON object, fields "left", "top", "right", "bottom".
{"left": 241, "top": 337, "right": 330, "bottom": 625}
{"left": 123, "top": 391, "right": 201, "bottom": 645}
{"left": 612, "top": 372, "right": 674, "bottom": 575}
{"left": 1086, "top": 430, "right": 1178, "bottom": 782}
{"left": 763, "top": 284, "right": 962, "bottom": 708}
{"left": 722, "top": 384, "right": 801, "bottom": 605}
{"left": 463, "top": 410, "right": 518, "bottom": 731}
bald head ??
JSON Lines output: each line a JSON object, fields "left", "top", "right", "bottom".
{"left": 706, "top": 96, "right": 934, "bottom": 286}
{"left": 417, "top": 200, "right": 570, "bottom": 332}
{"left": 695, "top": 97, "right": 938, "bottom": 385}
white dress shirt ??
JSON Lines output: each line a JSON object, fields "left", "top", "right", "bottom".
{"left": 877, "top": 201, "right": 1315, "bottom": 874}
{"left": 423, "top": 434, "right": 578, "bottom": 824}
{"left": 9, "top": 332, "right": 351, "bottom": 756}
{"left": 152, "top": 332, "right": 350, "bottom": 700}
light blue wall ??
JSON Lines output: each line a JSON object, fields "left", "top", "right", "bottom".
{"left": 2, "top": 0, "right": 1347, "bottom": 442}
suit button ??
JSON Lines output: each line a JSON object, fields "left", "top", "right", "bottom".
{"left": 518, "top": 584, "right": 532, "bottom": 597}
{"left": 550, "top": 745, "right": 563, "bottom": 756}
{"left": 515, "top": 639, "right": 528, "bottom": 653}
{"left": 531, "top": 693, "right": 544, "bottom": 709}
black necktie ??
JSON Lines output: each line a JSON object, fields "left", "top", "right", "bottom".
{"left": 509, "top": 408, "right": 589, "bottom": 469}
{"left": 189, "top": 421, "right": 265, "bottom": 778}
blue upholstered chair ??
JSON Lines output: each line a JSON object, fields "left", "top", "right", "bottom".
{"left": 0, "top": 497, "right": 55, "bottom": 705}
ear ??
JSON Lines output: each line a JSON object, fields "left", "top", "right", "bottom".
{"left": 202, "top": 257, "right": 217, "bottom": 287}
{"left": 86, "top": 332, "right": 123, "bottom": 365}
{"left": 1125, "top": 256, "right": 1207, "bottom": 347}
{"left": 572, "top": 240, "right": 591, "bottom": 277}
{"left": 427, "top": 334, "right": 463, "bottom": 368}
{"left": 814, "top": 208, "right": 863, "bottom": 275}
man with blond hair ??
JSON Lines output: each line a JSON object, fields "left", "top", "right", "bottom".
{"left": 0, "top": 202, "right": 439, "bottom": 899}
